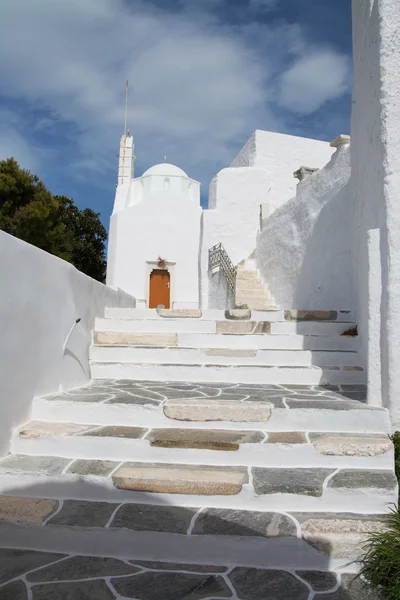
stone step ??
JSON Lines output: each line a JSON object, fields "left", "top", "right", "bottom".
{"left": 0, "top": 496, "right": 390, "bottom": 578}
{"left": 104, "top": 308, "right": 284, "bottom": 321}
{"left": 0, "top": 455, "right": 396, "bottom": 512}
{"left": 13, "top": 421, "right": 393, "bottom": 470}
{"left": 90, "top": 346, "right": 362, "bottom": 368}
{"left": 90, "top": 362, "right": 366, "bottom": 385}
{"left": 177, "top": 333, "right": 358, "bottom": 351}
{"left": 32, "top": 382, "right": 385, "bottom": 434}
{"left": 284, "top": 310, "right": 354, "bottom": 322}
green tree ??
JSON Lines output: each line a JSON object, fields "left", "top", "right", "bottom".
{"left": 56, "top": 195, "right": 107, "bottom": 282}
{"left": 0, "top": 158, "right": 107, "bottom": 281}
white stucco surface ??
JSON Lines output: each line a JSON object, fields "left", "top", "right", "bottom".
{"left": 256, "top": 145, "right": 354, "bottom": 310}
{"left": 0, "top": 231, "right": 135, "bottom": 456}
{"left": 107, "top": 162, "right": 202, "bottom": 308}
{"left": 350, "top": 0, "right": 400, "bottom": 424}
{"left": 201, "top": 131, "right": 335, "bottom": 308}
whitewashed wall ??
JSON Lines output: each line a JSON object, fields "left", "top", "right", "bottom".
{"left": 350, "top": 0, "right": 400, "bottom": 425}
{"left": 0, "top": 231, "right": 135, "bottom": 456}
{"left": 201, "top": 130, "right": 334, "bottom": 308}
{"left": 256, "top": 145, "right": 354, "bottom": 311}
{"left": 208, "top": 270, "right": 235, "bottom": 310}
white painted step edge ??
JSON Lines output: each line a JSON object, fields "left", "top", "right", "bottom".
{"left": 89, "top": 363, "right": 366, "bottom": 386}
{"left": 31, "top": 400, "right": 390, "bottom": 434}
{"left": 12, "top": 435, "right": 393, "bottom": 470}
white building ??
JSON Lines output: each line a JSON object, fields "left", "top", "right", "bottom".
{"left": 106, "top": 130, "right": 334, "bottom": 310}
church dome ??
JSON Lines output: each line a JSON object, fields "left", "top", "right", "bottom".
{"left": 142, "top": 163, "right": 188, "bottom": 178}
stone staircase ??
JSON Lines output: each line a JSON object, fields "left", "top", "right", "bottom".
{"left": 235, "top": 254, "right": 276, "bottom": 310}
{"left": 89, "top": 308, "right": 365, "bottom": 386}
{"left": 0, "top": 309, "right": 396, "bottom": 598}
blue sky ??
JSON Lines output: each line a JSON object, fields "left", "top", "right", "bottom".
{"left": 0, "top": 0, "right": 352, "bottom": 224}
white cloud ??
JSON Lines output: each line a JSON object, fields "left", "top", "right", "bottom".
{"left": 0, "top": 0, "right": 351, "bottom": 193}
{"left": 278, "top": 50, "right": 352, "bottom": 114}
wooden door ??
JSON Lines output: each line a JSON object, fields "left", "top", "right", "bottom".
{"left": 149, "top": 269, "right": 170, "bottom": 309}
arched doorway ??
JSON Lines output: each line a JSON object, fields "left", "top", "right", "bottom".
{"left": 149, "top": 269, "right": 170, "bottom": 308}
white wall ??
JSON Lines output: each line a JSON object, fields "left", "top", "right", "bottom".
{"left": 208, "top": 270, "right": 235, "bottom": 310}
{"left": 0, "top": 231, "right": 135, "bottom": 456}
{"left": 107, "top": 187, "right": 202, "bottom": 308}
{"left": 350, "top": 0, "right": 400, "bottom": 425}
{"left": 256, "top": 145, "right": 354, "bottom": 311}
{"left": 200, "top": 130, "right": 335, "bottom": 308}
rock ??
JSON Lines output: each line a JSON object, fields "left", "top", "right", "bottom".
{"left": 157, "top": 309, "right": 202, "bottom": 318}
{"left": 0, "top": 496, "right": 58, "bottom": 525}
{"left": 310, "top": 433, "right": 393, "bottom": 456}
{"left": 19, "top": 421, "right": 94, "bottom": 438}
{"left": 31, "top": 580, "right": 116, "bottom": 599}
{"left": 192, "top": 508, "right": 297, "bottom": 537}
{"left": 67, "top": 459, "right": 119, "bottom": 476}
{"left": 163, "top": 398, "right": 273, "bottom": 422}
{"left": 224, "top": 308, "right": 251, "bottom": 320}
{"left": 296, "top": 571, "right": 337, "bottom": 591}
{"left": 328, "top": 469, "right": 397, "bottom": 490}
{"left": 203, "top": 348, "right": 257, "bottom": 357}
{"left": 83, "top": 425, "right": 146, "bottom": 439}
{"left": 112, "top": 464, "right": 247, "bottom": 495}
{"left": 253, "top": 468, "right": 334, "bottom": 497}
{"left": 46, "top": 500, "right": 117, "bottom": 528}
{"left": 266, "top": 432, "right": 307, "bottom": 444}
{"left": 0, "top": 549, "right": 66, "bottom": 585}
{"left": 147, "top": 428, "right": 264, "bottom": 451}
{"left": 111, "top": 503, "right": 196, "bottom": 533}
{"left": 28, "top": 556, "right": 138, "bottom": 582}
{"left": 229, "top": 567, "right": 309, "bottom": 599}
{"left": 94, "top": 331, "right": 178, "bottom": 347}
{"left": 112, "top": 571, "right": 231, "bottom": 600}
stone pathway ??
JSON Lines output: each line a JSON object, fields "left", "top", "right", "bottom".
{"left": 0, "top": 548, "right": 377, "bottom": 599}
{"left": 44, "top": 380, "right": 368, "bottom": 406}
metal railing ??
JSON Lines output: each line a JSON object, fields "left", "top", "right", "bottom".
{"left": 208, "top": 243, "right": 237, "bottom": 294}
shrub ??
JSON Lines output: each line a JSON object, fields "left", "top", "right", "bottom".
{"left": 359, "top": 433, "right": 400, "bottom": 600}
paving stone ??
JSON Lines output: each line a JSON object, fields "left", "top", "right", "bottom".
{"left": 112, "top": 571, "right": 231, "bottom": 600}
{"left": 46, "top": 500, "right": 117, "bottom": 527}
{"left": 229, "top": 567, "right": 309, "bottom": 599}
{"left": 67, "top": 459, "right": 119, "bottom": 476}
{"left": 0, "top": 549, "right": 66, "bottom": 584}
{"left": 216, "top": 321, "right": 270, "bottom": 334}
{"left": 0, "top": 580, "right": 28, "bottom": 599}
{"left": 113, "top": 463, "right": 247, "bottom": 495}
{"left": 19, "top": 421, "right": 95, "bottom": 438}
{"left": 164, "top": 398, "right": 273, "bottom": 422}
{"left": 266, "top": 432, "right": 307, "bottom": 444}
{"left": 147, "top": 428, "right": 264, "bottom": 451}
{"left": 31, "top": 580, "right": 116, "bottom": 599}
{"left": 310, "top": 433, "right": 393, "bottom": 456}
{"left": 0, "top": 496, "right": 58, "bottom": 525}
{"left": 130, "top": 561, "right": 227, "bottom": 573}
{"left": 328, "top": 469, "right": 397, "bottom": 490}
{"left": 159, "top": 389, "right": 208, "bottom": 400}
{"left": 320, "top": 574, "right": 379, "bottom": 599}
{"left": 94, "top": 331, "right": 178, "bottom": 346}
{"left": 28, "top": 555, "right": 138, "bottom": 582}
{"left": 111, "top": 503, "right": 196, "bottom": 533}
{"left": 82, "top": 425, "right": 146, "bottom": 439}
{"left": 204, "top": 348, "right": 257, "bottom": 357}
{"left": 157, "top": 309, "right": 202, "bottom": 318}
{"left": 225, "top": 308, "right": 251, "bottom": 320}
{"left": 0, "top": 454, "right": 70, "bottom": 475}
{"left": 106, "top": 392, "right": 161, "bottom": 405}
{"left": 296, "top": 570, "right": 337, "bottom": 591}
{"left": 192, "top": 508, "right": 297, "bottom": 537}
{"left": 253, "top": 468, "right": 334, "bottom": 497}
{"left": 285, "top": 310, "right": 338, "bottom": 321}
{"left": 285, "top": 399, "right": 366, "bottom": 411}
{"left": 296, "top": 513, "right": 390, "bottom": 558}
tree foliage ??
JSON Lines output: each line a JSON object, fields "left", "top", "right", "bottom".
{"left": 0, "top": 158, "right": 107, "bottom": 281}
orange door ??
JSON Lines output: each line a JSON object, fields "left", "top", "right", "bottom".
{"left": 149, "top": 269, "right": 170, "bottom": 309}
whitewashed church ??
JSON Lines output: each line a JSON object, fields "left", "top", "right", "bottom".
{"left": 106, "top": 127, "right": 335, "bottom": 311}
